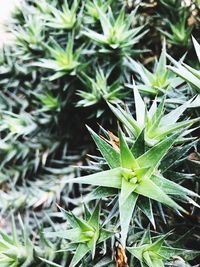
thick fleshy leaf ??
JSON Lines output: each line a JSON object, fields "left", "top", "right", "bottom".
{"left": 147, "top": 232, "right": 171, "bottom": 253}
{"left": 160, "top": 98, "right": 192, "bottom": 125}
{"left": 138, "top": 197, "right": 155, "bottom": 229}
{"left": 151, "top": 175, "right": 199, "bottom": 198}
{"left": 69, "top": 243, "right": 90, "bottom": 267}
{"left": 137, "top": 131, "right": 180, "bottom": 172}
{"left": 192, "top": 36, "right": 200, "bottom": 62}
{"left": 120, "top": 178, "right": 137, "bottom": 205}
{"left": 135, "top": 179, "right": 185, "bottom": 212}
{"left": 127, "top": 245, "right": 147, "bottom": 261}
{"left": 147, "top": 97, "right": 165, "bottom": 135}
{"left": 168, "top": 64, "right": 200, "bottom": 92}
{"left": 108, "top": 103, "right": 141, "bottom": 137}
{"left": 133, "top": 81, "right": 145, "bottom": 126}
{"left": 98, "top": 229, "right": 113, "bottom": 244}
{"left": 119, "top": 128, "right": 138, "bottom": 169}
{"left": 45, "top": 228, "right": 83, "bottom": 242}
{"left": 159, "top": 246, "right": 200, "bottom": 261}
{"left": 67, "top": 167, "right": 122, "bottom": 189}
{"left": 155, "top": 118, "right": 199, "bottom": 139}
{"left": 58, "top": 206, "right": 93, "bottom": 231}
{"left": 131, "top": 128, "right": 145, "bottom": 158}
{"left": 89, "top": 202, "right": 100, "bottom": 230}
{"left": 119, "top": 192, "right": 138, "bottom": 246}
{"left": 87, "top": 126, "right": 120, "bottom": 168}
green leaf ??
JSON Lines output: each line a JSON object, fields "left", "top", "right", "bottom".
{"left": 119, "top": 128, "right": 138, "bottom": 169}
{"left": 133, "top": 81, "right": 145, "bottom": 125}
{"left": 108, "top": 103, "right": 141, "bottom": 137}
{"left": 120, "top": 177, "right": 137, "bottom": 205}
{"left": 119, "top": 192, "right": 138, "bottom": 246}
{"left": 45, "top": 228, "right": 82, "bottom": 242}
{"left": 69, "top": 243, "right": 90, "bottom": 267}
{"left": 58, "top": 206, "right": 93, "bottom": 232}
{"left": 147, "top": 97, "right": 165, "bottom": 135}
{"left": 127, "top": 245, "right": 146, "bottom": 261}
{"left": 135, "top": 179, "right": 185, "bottom": 212}
{"left": 192, "top": 36, "right": 200, "bottom": 62}
{"left": 151, "top": 175, "right": 199, "bottom": 198}
{"left": 131, "top": 128, "right": 145, "bottom": 158}
{"left": 98, "top": 229, "right": 113, "bottom": 244}
{"left": 147, "top": 232, "right": 171, "bottom": 253}
{"left": 88, "top": 202, "right": 100, "bottom": 230}
{"left": 137, "top": 131, "right": 180, "bottom": 172}
{"left": 87, "top": 126, "right": 120, "bottom": 168}
{"left": 138, "top": 197, "right": 155, "bottom": 229}
{"left": 67, "top": 167, "right": 122, "bottom": 189}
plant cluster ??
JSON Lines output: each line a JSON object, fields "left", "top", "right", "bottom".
{"left": 0, "top": 0, "right": 200, "bottom": 266}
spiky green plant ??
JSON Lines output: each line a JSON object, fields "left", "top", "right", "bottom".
{"left": 126, "top": 45, "right": 184, "bottom": 96}
{"left": 168, "top": 37, "right": 200, "bottom": 93}
{"left": 46, "top": 0, "right": 79, "bottom": 30}
{"left": 108, "top": 85, "right": 199, "bottom": 146}
{"left": 67, "top": 125, "right": 199, "bottom": 246}
{"left": 0, "top": 216, "right": 34, "bottom": 267}
{"left": 127, "top": 230, "right": 200, "bottom": 267}
{"left": 76, "top": 68, "right": 125, "bottom": 114}
{"left": 13, "top": 14, "right": 45, "bottom": 57}
{"left": 159, "top": 12, "right": 193, "bottom": 47}
{"left": 45, "top": 203, "right": 113, "bottom": 267}
{"left": 83, "top": 6, "right": 147, "bottom": 55}
{"left": 85, "top": 0, "right": 113, "bottom": 21}
{"left": 35, "top": 35, "right": 81, "bottom": 80}
{"left": 0, "top": 0, "right": 199, "bottom": 266}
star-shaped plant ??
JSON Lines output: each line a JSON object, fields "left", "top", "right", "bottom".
{"left": 83, "top": 6, "right": 147, "bottom": 55}
{"left": 168, "top": 37, "right": 200, "bottom": 93}
{"left": 108, "top": 85, "right": 199, "bottom": 146}
{"left": 158, "top": 12, "right": 193, "bottom": 47}
{"left": 85, "top": 0, "right": 113, "bottom": 21}
{"left": 127, "top": 230, "right": 200, "bottom": 267}
{"left": 46, "top": 0, "right": 79, "bottom": 30}
{"left": 126, "top": 44, "right": 184, "bottom": 95}
{"left": 36, "top": 35, "right": 81, "bottom": 80}
{"left": 67, "top": 126, "right": 199, "bottom": 246}
{"left": 0, "top": 216, "right": 34, "bottom": 267}
{"left": 76, "top": 67, "right": 125, "bottom": 113}
{"left": 46, "top": 203, "right": 113, "bottom": 267}
{"left": 13, "top": 14, "right": 45, "bottom": 56}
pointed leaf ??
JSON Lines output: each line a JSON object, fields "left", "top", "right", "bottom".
{"left": 137, "top": 131, "right": 180, "bottom": 172}
{"left": 135, "top": 179, "right": 185, "bottom": 212}
{"left": 131, "top": 128, "right": 145, "bottom": 158}
{"left": 138, "top": 197, "right": 155, "bottom": 229}
{"left": 67, "top": 167, "right": 122, "bottom": 189}
{"left": 87, "top": 126, "right": 120, "bottom": 168}
{"left": 69, "top": 243, "right": 90, "bottom": 267}
{"left": 119, "top": 192, "right": 138, "bottom": 246}
{"left": 119, "top": 128, "right": 138, "bottom": 169}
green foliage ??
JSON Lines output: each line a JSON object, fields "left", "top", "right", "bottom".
{"left": 168, "top": 37, "right": 200, "bottom": 92}
{"left": 83, "top": 6, "right": 147, "bottom": 55}
{"left": 126, "top": 44, "right": 184, "bottom": 95}
{"left": 0, "top": 0, "right": 199, "bottom": 266}
{"left": 109, "top": 85, "right": 199, "bottom": 146}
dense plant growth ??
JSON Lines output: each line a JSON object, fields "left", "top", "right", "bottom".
{"left": 0, "top": 0, "right": 200, "bottom": 266}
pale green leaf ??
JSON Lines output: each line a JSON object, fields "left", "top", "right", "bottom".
{"left": 87, "top": 126, "right": 120, "bottom": 168}
{"left": 67, "top": 167, "right": 122, "bottom": 189}
{"left": 119, "top": 192, "right": 138, "bottom": 246}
